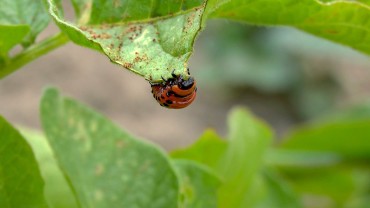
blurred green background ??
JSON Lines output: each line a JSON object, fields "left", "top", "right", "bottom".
{"left": 194, "top": 20, "right": 370, "bottom": 122}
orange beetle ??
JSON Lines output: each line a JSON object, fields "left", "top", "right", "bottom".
{"left": 150, "top": 69, "right": 197, "bottom": 109}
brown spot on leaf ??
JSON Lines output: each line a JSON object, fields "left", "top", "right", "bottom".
{"left": 80, "top": 26, "right": 88, "bottom": 31}
{"left": 123, "top": 63, "right": 133, "bottom": 68}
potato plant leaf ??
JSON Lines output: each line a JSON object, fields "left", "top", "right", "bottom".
{"left": 257, "top": 170, "right": 302, "bottom": 208}
{"left": 174, "top": 160, "right": 221, "bottom": 208}
{"left": 211, "top": 0, "right": 370, "bottom": 55}
{"left": 20, "top": 129, "right": 79, "bottom": 208}
{"left": 171, "top": 109, "right": 311, "bottom": 208}
{"left": 281, "top": 167, "right": 358, "bottom": 205}
{"left": 171, "top": 129, "right": 227, "bottom": 171}
{"left": 202, "top": 0, "right": 230, "bottom": 23}
{"left": 0, "top": 0, "right": 50, "bottom": 46}
{"left": 281, "top": 119, "right": 370, "bottom": 159}
{"left": 217, "top": 108, "right": 273, "bottom": 208}
{"left": 0, "top": 116, "right": 48, "bottom": 208}
{"left": 40, "top": 88, "right": 179, "bottom": 208}
{"left": 47, "top": 0, "right": 206, "bottom": 82}
{"left": 0, "top": 25, "right": 30, "bottom": 57}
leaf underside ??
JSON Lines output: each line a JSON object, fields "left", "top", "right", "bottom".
{"left": 47, "top": 0, "right": 206, "bottom": 82}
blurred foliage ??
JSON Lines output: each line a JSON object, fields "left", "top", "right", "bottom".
{"left": 0, "top": 88, "right": 368, "bottom": 208}
{"left": 195, "top": 21, "right": 370, "bottom": 119}
{"left": 173, "top": 102, "right": 370, "bottom": 208}
{"left": 46, "top": 0, "right": 205, "bottom": 82}
{"left": 0, "top": 117, "right": 48, "bottom": 208}
{"left": 40, "top": 89, "right": 181, "bottom": 208}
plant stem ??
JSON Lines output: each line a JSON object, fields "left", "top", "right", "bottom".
{"left": 0, "top": 32, "right": 69, "bottom": 79}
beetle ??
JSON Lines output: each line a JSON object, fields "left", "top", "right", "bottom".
{"left": 150, "top": 69, "right": 197, "bottom": 109}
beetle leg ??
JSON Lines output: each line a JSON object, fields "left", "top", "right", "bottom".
{"left": 171, "top": 69, "right": 176, "bottom": 78}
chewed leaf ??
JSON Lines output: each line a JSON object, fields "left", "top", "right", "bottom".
{"left": 47, "top": 0, "right": 205, "bottom": 82}
{"left": 79, "top": 10, "right": 203, "bottom": 81}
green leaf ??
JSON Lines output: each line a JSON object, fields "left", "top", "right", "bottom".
{"left": 203, "top": 0, "right": 230, "bottom": 23}
{"left": 47, "top": 0, "right": 206, "bottom": 82}
{"left": 210, "top": 0, "right": 370, "bottom": 55}
{"left": 254, "top": 170, "right": 302, "bottom": 208}
{"left": 321, "top": 0, "right": 370, "bottom": 6}
{"left": 0, "top": 24, "right": 30, "bottom": 56}
{"left": 0, "top": 0, "right": 50, "bottom": 45}
{"left": 172, "top": 108, "right": 274, "bottom": 208}
{"left": 278, "top": 107, "right": 370, "bottom": 205}
{"left": 281, "top": 119, "right": 370, "bottom": 159}
{"left": 40, "top": 88, "right": 179, "bottom": 208}
{"left": 0, "top": 116, "right": 48, "bottom": 208}
{"left": 70, "top": 0, "right": 90, "bottom": 23}
{"left": 174, "top": 160, "right": 221, "bottom": 208}
{"left": 281, "top": 167, "right": 358, "bottom": 205}
{"left": 218, "top": 108, "right": 273, "bottom": 208}
{"left": 317, "top": 102, "right": 370, "bottom": 122}
{"left": 20, "top": 129, "right": 79, "bottom": 208}
{"left": 88, "top": 0, "right": 204, "bottom": 24}
{"left": 171, "top": 129, "right": 227, "bottom": 171}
